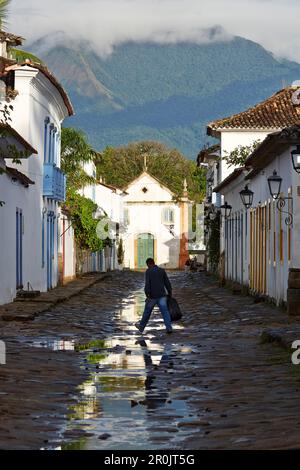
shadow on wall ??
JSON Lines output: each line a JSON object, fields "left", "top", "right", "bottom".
{"left": 160, "top": 237, "right": 181, "bottom": 270}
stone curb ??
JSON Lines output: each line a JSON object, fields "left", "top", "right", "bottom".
{"left": 0, "top": 273, "right": 111, "bottom": 322}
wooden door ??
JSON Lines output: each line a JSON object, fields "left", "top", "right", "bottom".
{"left": 137, "top": 234, "right": 154, "bottom": 269}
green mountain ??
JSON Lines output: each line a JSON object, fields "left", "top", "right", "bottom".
{"left": 29, "top": 36, "right": 300, "bottom": 158}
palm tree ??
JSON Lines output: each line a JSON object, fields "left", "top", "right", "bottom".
{"left": 0, "top": 0, "right": 10, "bottom": 30}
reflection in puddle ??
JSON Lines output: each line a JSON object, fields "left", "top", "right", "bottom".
{"left": 32, "top": 339, "right": 75, "bottom": 351}
{"left": 57, "top": 290, "right": 192, "bottom": 450}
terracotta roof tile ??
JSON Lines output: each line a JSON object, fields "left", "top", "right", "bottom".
{"left": 5, "top": 166, "right": 34, "bottom": 187}
{"left": 213, "top": 167, "right": 245, "bottom": 193}
{"left": 207, "top": 87, "right": 300, "bottom": 135}
{"left": 0, "top": 31, "right": 24, "bottom": 46}
{"left": 0, "top": 123, "right": 38, "bottom": 155}
{"left": 5, "top": 61, "right": 74, "bottom": 117}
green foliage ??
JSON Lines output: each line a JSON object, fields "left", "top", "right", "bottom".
{"left": 75, "top": 339, "right": 106, "bottom": 351}
{"left": 10, "top": 48, "right": 43, "bottom": 64}
{"left": 207, "top": 212, "right": 220, "bottom": 274}
{"left": 61, "top": 127, "right": 96, "bottom": 191}
{"left": 61, "top": 127, "right": 103, "bottom": 251}
{"left": 223, "top": 140, "right": 261, "bottom": 168}
{"left": 66, "top": 189, "right": 103, "bottom": 252}
{"left": 0, "top": 0, "right": 10, "bottom": 29}
{"left": 96, "top": 141, "right": 206, "bottom": 203}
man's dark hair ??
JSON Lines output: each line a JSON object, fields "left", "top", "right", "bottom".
{"left": 146, "top": 258, "right": 155, "bottom": 267}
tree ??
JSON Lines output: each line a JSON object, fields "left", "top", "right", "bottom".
{"left": 61, "top": 128, "right": 104, "bottom": 255}
{"left": 223, "top": 140, "right": 261, "bottom": 168}
{"left": 0, "top": 0, "right": 10, "bottom": 29}
{"left": 61, "top": 127, "right": 96, "bottom": 191}
{"left": 96, "top": 141, "right": 206, "bottom": 203}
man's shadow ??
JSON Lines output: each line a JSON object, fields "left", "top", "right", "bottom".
{"left": 135, "top": 339, "right": 174, "bottom": 410}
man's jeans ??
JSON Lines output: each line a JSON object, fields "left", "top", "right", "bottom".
{"left": 139, "top": 296, "right": 172, "bottom": 332}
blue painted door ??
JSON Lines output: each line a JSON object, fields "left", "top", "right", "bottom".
{"left": 16, "top": 208, "right": 23, "bottom": 289}
{"left": 47, "top": 212, "right": 55, "bottom": 290}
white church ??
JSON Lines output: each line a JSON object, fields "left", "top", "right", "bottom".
{"left": 122, "top": 170, "right": 191, "bottom": 270}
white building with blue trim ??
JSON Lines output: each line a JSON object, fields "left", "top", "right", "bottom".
{"left": 0, "top": 32, "right": 74, "bottom": 305}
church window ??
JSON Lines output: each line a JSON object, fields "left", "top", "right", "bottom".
{"left": 162, "top": 207, "right": 174, "bottom": 225}
{"left": 124, "top": 208, "right": 130, "bottom": 225}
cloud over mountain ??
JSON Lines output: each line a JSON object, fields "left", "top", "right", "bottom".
{"left": 9, "top": 0, "right": 300, "bottom": 62}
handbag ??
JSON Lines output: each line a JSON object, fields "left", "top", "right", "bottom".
{"left": 167, "top": 296, "right": 182, "bottom": 322}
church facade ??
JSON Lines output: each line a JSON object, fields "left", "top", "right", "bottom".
{"left": 122, "top": 171, "right": 190, "bottom": 270}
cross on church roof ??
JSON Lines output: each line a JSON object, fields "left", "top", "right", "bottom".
{"left": 143, "top": 155, "right": 148, "bottom": 172}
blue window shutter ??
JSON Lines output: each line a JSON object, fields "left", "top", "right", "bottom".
{"left": 49, "top": 124, "right": 54, "bottom": 163}
{"left": 16, "top": 208, "right": 19, "bottom": 287}
{"left": 20, "top": 210, "right": 23, "bottom": 287}
{"left": 42, "top": 212, "right": 45, "bottom": 268}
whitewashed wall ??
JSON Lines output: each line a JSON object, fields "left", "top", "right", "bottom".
{"left": 59, "top": 213, "right": 76, "bottom": 283}
{"left": 123, "top": 173, "right": 181, "bottom": 269}
{"left": 221, "top": 146, "right": 298, "bottom": 305}
{"left": 220, "top": 131, "right": 270, "bottom": 182}
{"left": 80, "top": 162, "right": 124, "bottom": 271}
{"left": 0, "top": 163, "right": 36, "bottom": 303}
{"left": 0, "top": 65, "right": 70, "bottom": 304}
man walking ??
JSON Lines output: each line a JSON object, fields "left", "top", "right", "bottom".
{"left": 135, "top": 258, "right": 173, "bottom": 334}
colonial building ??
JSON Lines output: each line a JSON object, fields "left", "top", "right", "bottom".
{"left": 213, "top": 122, "right": 300, "bottom": 312}
{"left": 0, "top": 125, "right": 38, "bottom": 304}
{"left": 0, "top": 31, "right": 74, "bottom": 305}
{"left": 206, "top": 86, "right": 300, "bottom": 207}
{"left": 122, "top": 171, "right": 190, "bottom": 270}
{"left": 202, "top": 86, "right": 300, "bottom": 283}
{"left": 73, "top": 161, "right": 125, "bottom": 275}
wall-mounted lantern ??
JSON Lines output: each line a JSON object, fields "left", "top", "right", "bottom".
{"left": 291, "top": 145, "right": 300, "bottom": 174}
{"left": 267, "top": 170, "right": 282, "bottom": 200}
{"left": 267, "top": 170, "right": 293, "bottom": 226}
{"left": 220, "top": 202, "right": 232, "bottom": 219}
{"left": 239, "top": 185, "right": 254, "bottom": 209}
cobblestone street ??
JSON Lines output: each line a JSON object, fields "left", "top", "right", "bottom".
{"left": 1, "top": 270, "right": 300, "bottom": 450}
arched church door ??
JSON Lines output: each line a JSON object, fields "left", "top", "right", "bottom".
{"left": 137, "top": 233, "right": 154, "bottom": 269}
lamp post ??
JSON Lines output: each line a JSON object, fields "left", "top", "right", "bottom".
{"left": 291, "top": 145, "right": 300, "bottom": 174}
{"left": 220, "top": 201, "right": 232, "bottom": 219}
{"left": 239, "top": 185, "right": 254, "bottom": 209}
{"left": 267, "top": 170, "right": 282, "bottom": 200}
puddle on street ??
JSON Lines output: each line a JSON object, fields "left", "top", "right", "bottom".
{"left": 39, "top": 290, "right": 195, "bottom": 450}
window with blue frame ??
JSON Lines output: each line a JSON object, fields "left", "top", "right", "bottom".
{"left": 44, "top": 117, "right": 50, "bottom": 163}
{"left": 42, "top": 210, "right": 45, "bottom": 268}
{"left": 48, "top": 124, "right": 54, "bottom": 164}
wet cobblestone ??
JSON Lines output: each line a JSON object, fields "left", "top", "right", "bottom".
{"left": 0, "top": 271, "right": 300, "bottom": 449}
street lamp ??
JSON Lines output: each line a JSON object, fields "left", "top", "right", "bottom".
{"left": 267, "top": 170, "right": 282, "bottom": 200}
{"left": 291, "top": 145, "right": 300, "bottom": 174}
{"left": 220, "top": 201, "right": 232, "bottom": 219}
{"left": 239, "top": 185, "right": 254, "bottom": 209}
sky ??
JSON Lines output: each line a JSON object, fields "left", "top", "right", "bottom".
{"left": 8, "top": 0, "right": 300, "bottom": 62}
